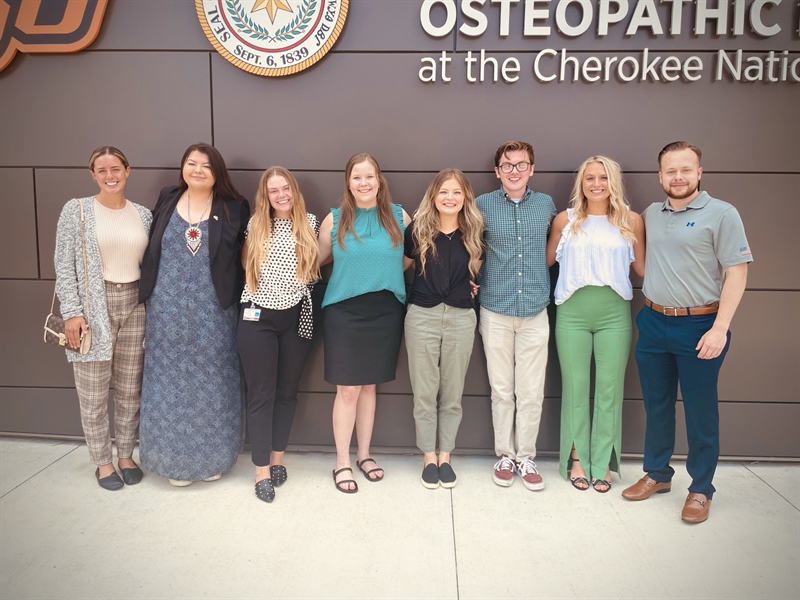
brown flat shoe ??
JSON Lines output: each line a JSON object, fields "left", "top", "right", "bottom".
{"left": 681, "top": 493, "right": 711, "bottom": 523}
{"left": 621, "top": 475, "right": 671, "bottom": 500}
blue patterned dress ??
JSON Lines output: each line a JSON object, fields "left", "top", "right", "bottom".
{"left": 140, "top": 210, "right": 243, "bottom": 480}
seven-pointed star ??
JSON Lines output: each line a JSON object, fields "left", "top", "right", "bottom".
{"left": 251, "top": 0, "right": 293, "bottom": 23}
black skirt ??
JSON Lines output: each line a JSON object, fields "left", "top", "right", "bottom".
{"left": 323, "top": 290, "right": 405, "bottom": 385}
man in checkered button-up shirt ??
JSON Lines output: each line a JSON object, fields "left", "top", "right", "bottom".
{"left": 476, "top": 141, "right": 557, "bottom": 492}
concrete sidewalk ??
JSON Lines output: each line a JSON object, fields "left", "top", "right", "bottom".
{"left": 1, "top": 437, "right": 798, "bottom": 599}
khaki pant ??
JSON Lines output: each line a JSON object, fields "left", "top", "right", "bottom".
{"left": 405, "top": 304, "right": 477, "bottom": 453}
{"left": 479, "top": 307, "right": 549, "bottom": 462}
{"left": 73, "top": 281, "right": 145, "bottom": 465}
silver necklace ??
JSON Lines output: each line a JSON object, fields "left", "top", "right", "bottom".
{"left": 185, "top": 192, "right": 212, "bottom": 256}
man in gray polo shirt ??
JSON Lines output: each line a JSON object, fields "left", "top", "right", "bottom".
{"left": 622, "top": 141, "right": 752, "bottom": 523}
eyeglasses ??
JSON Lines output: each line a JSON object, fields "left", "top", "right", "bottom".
{"left": 498, "top": 162, "right": 531, "bottom": 173}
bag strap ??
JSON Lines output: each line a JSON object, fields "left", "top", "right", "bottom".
{"left": 80, "top": 199, "right": 90, "bottom": 322}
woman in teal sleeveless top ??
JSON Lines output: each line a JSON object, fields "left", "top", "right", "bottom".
{"left": 318, "top": 153, "right": 411, "bottom": 494}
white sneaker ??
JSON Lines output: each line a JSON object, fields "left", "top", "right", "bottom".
{"left": 203, "top": 474, "right": 222, "bottom": 482}
{"left": 517, "top": 458, "right": 545, "bottom": 491}
{"left": 169, "top": 479, "right": 193, "bottom": 487}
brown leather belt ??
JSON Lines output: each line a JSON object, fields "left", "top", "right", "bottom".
{"left": 644, "top": 297, "right": 719, "bottom": 317}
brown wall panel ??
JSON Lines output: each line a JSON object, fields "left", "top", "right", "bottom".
{"left": 35, "top": 169, "right": 176, "bottom": 280}
{"left": 0, "top": 389, "right": 83, "bottom": 436}
{"left": 0, "top": 53, "right": 212, "bottom": 168}
{"left": 0, "top": 280, "right": 75, "bottom": 388}
{"left": 211, "top": 52, "right": 800, "bottom": 173}
{"left": 92, "top": 0, "right": 211, "bottom": 51}
{"left": 0, "top": 169, "right": 38, "bottom": 279}
{"left": 719, "top": 291, "right": 800, "bottom": 402}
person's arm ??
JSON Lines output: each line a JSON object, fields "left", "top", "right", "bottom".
{"left": 695, "top": 262, "right": 748, "bottom": 359}
{"left": 630, "top": 211, "right": 646, "bottom": 278}
{"left": 318, "top": 212, "right": 334, "bottom": 266}
{"left": 546, "top": 210, "right": 568, "bottom": 267}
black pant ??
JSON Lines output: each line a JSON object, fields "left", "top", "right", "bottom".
{"left": 237, "top": 302, "right": 313, "bottom": 466}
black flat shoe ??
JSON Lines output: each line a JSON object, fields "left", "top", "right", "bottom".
{"left": 120, "top": 465, "right": 144, "bottom": 485}
{"left": 270, "top": 465, "right": 287, "bottom": 487}
{"left": 96, "top": 468, "right": 124, "bottom": 491}
{"left": 255, "top": 478, "right": 276, "bottom": 503}
{"left": 421, "top": 463, "right": 439, "bottom": 489}
{"left": 439, "top": 462, "right": 457, "bottom": 489}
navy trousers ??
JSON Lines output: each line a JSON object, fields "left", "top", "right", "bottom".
{"left": 634, "top": 306, "right": 730, "bottom": 498}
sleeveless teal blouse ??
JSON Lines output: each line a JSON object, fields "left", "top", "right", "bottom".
{"left": 322, "top": 203, "right": 406, "bottom": 307}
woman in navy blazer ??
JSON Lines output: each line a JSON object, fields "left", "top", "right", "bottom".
{"left": 138, "top": 143, "right": 250, "bottom": 487}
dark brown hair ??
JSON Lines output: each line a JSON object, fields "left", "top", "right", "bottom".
{"left": 494, "top": 140, "right": 535, "bottom": 167}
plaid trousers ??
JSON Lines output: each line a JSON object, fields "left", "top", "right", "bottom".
{"left": 73, "top": 281, "right": 145, "bottom": 465}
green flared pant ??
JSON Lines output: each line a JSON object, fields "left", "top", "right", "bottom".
{"left": 556, "top": 286, "right": 631, "bottom": 481}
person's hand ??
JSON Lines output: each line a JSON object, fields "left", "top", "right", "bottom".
{"left": 64, "top": 316, "right": 88, "bottom": 350}
{"left": 696, "top": 325, "right": 727, "bottom": 359}
{"left": 469, "top": 281, "right": 480, "bottom": 299}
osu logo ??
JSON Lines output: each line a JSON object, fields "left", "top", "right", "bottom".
{"left": 0, "top": 0, "right": 108, "bottom": 72}
{"left": 196, "top": 0, "right": 348, "bottom": 76}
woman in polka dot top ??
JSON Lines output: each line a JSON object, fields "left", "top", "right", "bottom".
{"left": 237, "top": 166, "right": 320, "bottom": 503}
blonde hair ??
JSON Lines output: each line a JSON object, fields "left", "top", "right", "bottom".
{"left": 569, "top": 156, "right": 635, "bottom": 241}
{"left": 336, "top": 153, "right": 403, "bottom": 249}
{"left": 412, "top": 169, "right": 484, "bottom": 279}
{"left": 244, "top": 167, "right": 320, "bottom": 294}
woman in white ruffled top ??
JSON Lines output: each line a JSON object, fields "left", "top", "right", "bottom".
{"left": 546, "top": 156, "right": 644, "bottom": 493}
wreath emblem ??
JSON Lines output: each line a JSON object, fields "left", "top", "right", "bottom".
{"left": 225, "top": 0, "right": 316, "bottom": 42}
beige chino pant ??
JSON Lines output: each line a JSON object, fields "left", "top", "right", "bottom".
{"left": 479, "top": 307, "right": 549, "bottom": 462}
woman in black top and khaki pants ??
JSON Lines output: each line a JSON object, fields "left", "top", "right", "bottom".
{"left": 403, "top": 169, "right": 484, "bottom": 490}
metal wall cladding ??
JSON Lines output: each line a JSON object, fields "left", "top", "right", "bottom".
{"left": 0, "top": 0, "right": 797, "bottom": 457}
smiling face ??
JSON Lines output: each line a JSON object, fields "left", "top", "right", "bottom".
{"left": 659, "top": 148, "right": 702, "bottom": 203}
{"left": 182, "top": 150, "right": 215, "bottom": 193}
{"left": 495, "top": 149, "right": 534, "bottom": 199}
{"left": 348, "top": 160, "right": 379, "bottom": 207}
{"left": 90, "top": 154, "right": 129, "bottom": 195}
{"left": 434, "top": 178, "right": 464, "bottom": 220}
{"left": 581, "top": 161, "right": 610, "bottom": 209}
{"left": 266, "top": 174, "right": 293, "bottom": 218}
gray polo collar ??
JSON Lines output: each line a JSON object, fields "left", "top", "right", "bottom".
{"left": 660, "top": 191, "right": 710, "bottom": 213}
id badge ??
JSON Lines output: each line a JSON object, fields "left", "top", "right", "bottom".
{"left": 243, "top": 307, "right": 261, "bottom": 321}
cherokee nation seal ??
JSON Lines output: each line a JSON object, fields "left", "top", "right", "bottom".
{"left": 196, "top": 0, "right": 348, "bottom": 76}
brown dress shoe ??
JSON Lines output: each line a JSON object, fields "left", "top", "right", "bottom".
{"left": 681, "top": 493, "right": 711, "bottom": 523}
{"left": 621, "top": 475, "right": 671, "bottom": 500}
